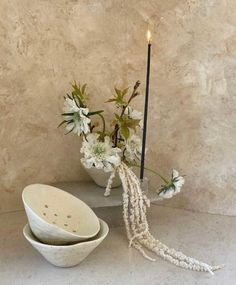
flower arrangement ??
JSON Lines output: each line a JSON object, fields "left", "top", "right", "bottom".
{"left": 60, "top": 81, "right": 142, "bottom": 165}
{"left": 58, "top": 81, "right": 222, "bottom": 274}
{"left": 59, "top": 81, "right": 184, "bottom": 199}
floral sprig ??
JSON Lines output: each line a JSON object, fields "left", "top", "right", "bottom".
{"left": 59, "top": 82, "right": 105, "bottom": 136}
{"left": 62, "top": 99, "right": 91, "bottom": 135}
{"left": 59, "top": 80, "right": 185, "bottom": 200}
{"left": 108, "top": 81, "right": 141, "bottom": 146}
{"left": 59, "top": 81, "right": 143, "bottom": 167}
{"left": 130, "top": 164, "right": 185, "bottom": 199}
{"left": 157, "top": 169, "right": 185, "bottom": 199}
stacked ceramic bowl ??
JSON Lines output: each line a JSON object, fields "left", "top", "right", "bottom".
{"left": 22, "top": 184, "right": 109, "bottom": 267}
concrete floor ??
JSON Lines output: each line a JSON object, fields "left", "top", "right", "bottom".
{"left": 0, "top": 205, "right": 236, "bottom": 285}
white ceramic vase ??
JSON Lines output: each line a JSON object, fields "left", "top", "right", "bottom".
{"left": 84, "top": 166, "right": 122, "bottom": 188}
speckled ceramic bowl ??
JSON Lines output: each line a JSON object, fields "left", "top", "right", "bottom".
{"left": 23, "top": 219, "right": 109, "bottom": 267}
{"left": 22, "top": 184, "right": 100, "bottom": 245}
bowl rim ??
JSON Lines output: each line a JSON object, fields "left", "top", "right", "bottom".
{"left": 23, "top": 219, "right": 109, "bottom": 249}
{"left": 22, "top": 183, "right": 100, "bottom": 239}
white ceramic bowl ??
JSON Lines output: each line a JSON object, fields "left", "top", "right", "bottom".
{"left": 23, "top": 219, "right": 109, "bottom": 267}
{"left": 22, "top": 184, "right": 100, "bottom": 245}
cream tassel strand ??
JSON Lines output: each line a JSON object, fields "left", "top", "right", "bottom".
{"left": 116, "top": 162, "right": 223, "bottom": 274}
{"left": 104, "top": 170, "right": 116, "bottom": 197}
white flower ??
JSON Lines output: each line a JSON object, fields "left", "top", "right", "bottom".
{"left": 65, "top": 107, "right": 91, "bottom": 135}
{"left": 63, "top": 97, "right": 91, "bottom": 135}
{"left": 157, "top": 169, "right": 185, "bottom": 199}
{"left": 125, "top": 106, "right": 143, "bottom": 128}
{"left": 158, "top": 188, "right": 175, "bottom": 199}
{"left": 125, "top": 134, "right": 142, "bottom": 162}
{"left": 172, "top": 169, "right": 185, "bottom": 193}
{"left": 63, "top": 98, "right": 80, "bottom": 113}
{"left": 81, "top": 133, "right": 121, "bottom": 172}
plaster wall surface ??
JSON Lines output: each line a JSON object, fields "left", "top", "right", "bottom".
{"left": 0, "top": 0, "right": 235, "bottom": 215}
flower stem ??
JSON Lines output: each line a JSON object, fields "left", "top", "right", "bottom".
{"left": 131, "top": 164, "right": 169, "bottom": 184}
{"left": 98, "top": 113, "right": 106, "bottom": 134}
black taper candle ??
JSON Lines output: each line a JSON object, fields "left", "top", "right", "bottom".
{"left": 140, "top": 38, "right": 151, "bottom": 180}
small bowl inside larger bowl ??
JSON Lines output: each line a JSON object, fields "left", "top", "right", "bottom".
{"left": 22, "top": 184, "right": 100, "bottom": 245}
{"left": 23, "top": 219, "right": 109, "bottom": 267}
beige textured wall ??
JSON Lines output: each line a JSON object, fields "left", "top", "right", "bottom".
{"left": 0, "top": 0, "right": 236, "bottom": 215}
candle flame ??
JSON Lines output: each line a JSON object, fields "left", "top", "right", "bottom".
{"left": 147, "top": 29, "right": 151, "bottom": 43}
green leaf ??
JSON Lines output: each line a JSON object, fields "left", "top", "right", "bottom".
{"left": 81, "top": 83, "right": 87, "bottom": 94}
{"left": 65, "top": 126, "right": 75, "bottom": 135}
{"left": 61, "top": 112, "right": 74, "bottom": 116}
{"left": 119, "top": 115, "right": 139, "bottom": 130}
{"left": 120, "top": 125, "right": 130, "bottom": 140}
{"left": 97, "top": 113, "right": 106, "bottom": 134}
{"left": 72, "top": 82, "right": 81, "bottom": 96}
{"left": 88, "top": 110, "right": 104, "bottom": 116}
{"left": 72, "top": 91, "right": 85, "bottom": 108}
{"left": 126, "top": 118, "right": 140, "bottom": 130}
{"left": 71, "top": 82, "right": 88, "bottom": 107}
{"left": 106, "top": 86, "right": 129, "bottom": 107}
{"left": 114, "top": 113, "right": 120, "bottom": 120}
{"left": 111, "top": 119, "right": 117, "bottom": 126}
{"left": 72, "top": 94, "right": 80, "bottom": 108}
{"left": 122, "top": 87, "right": 129, "bottom": 96}
{"left": 57, "top": 120, "right": 67, "bottom": 128}
{"left": 116, "top": 98, "right": 127, "bottom": 106}
{"left": 115, "top": 88, "right": 122, "bottom": 97}
{"left": 106, "top": 98, "right": 116, "bottom": 103}
{"left": 66, "top": 94, "right": 73, "bottom": 100}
